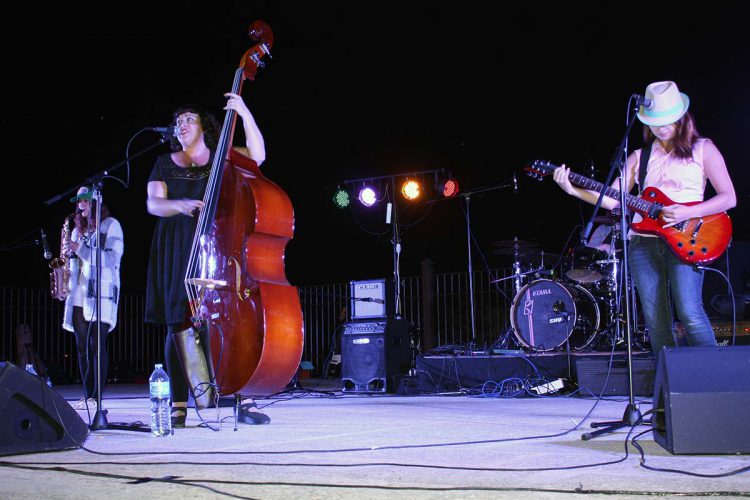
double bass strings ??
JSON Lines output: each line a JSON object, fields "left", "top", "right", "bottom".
{"left": 184, "top": 68, "right": 245, "bottom": 319}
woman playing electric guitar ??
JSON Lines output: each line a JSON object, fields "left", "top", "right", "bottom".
{"left": 553, "top": 81, "right": 736, "bottom": 355}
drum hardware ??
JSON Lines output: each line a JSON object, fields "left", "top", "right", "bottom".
{"left": 492, "top": 236, "right": 559, "bottom": 296}
{"left": 490, "top": 266, "right": 551, "bottom": 283}
{"left": 492, "top": 239, "right": 540, "bottom": 249}
{"left": 493, "top": 247, "right": 560, "bottom": 261}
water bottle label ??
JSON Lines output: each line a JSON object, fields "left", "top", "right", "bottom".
{"left": 150, "top": 381, "right": 170, "bottom": 398}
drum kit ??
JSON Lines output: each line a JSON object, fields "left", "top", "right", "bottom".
{"left": 492, "top": 214, "right": 642, "bottom": 353}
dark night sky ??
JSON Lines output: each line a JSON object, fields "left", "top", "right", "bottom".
{"left": 4, "top": 1, "right": 749, "bottom": 294}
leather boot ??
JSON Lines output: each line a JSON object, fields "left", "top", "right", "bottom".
{"left": 171, "top": 326, "right": 216, "bottom": 410}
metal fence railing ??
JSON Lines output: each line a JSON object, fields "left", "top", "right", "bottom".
{"left": 1, "top": 266, "right": 515, "bottom": 383}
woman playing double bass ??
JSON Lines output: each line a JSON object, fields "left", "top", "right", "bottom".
{"left": 145, "top": 93, "right": 264, "bottom": 428}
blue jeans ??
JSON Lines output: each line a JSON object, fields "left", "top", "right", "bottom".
{"left": 627, "top": 236, "right": 716, "bottom": 355}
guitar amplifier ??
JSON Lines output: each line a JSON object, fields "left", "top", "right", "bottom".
{"left": 341, "top": 319, "right": 410, "bottom": 393}
{"left": 675, "top": 320, "right": 750, "bottom": 346}
{"left": 342, "top": 321, "right": 387, "bottom": 336}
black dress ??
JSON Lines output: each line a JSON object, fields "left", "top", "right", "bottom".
{"left": 145, "top": 152, "right": 213, "bottom": 325}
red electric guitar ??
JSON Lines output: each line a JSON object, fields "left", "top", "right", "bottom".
{"left": 524, "top": 160, "right": 733, "bottom": 265}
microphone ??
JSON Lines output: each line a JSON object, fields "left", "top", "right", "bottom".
{"left": 40, "top": 229, "right": 52, "bottom": 260}
{"left": 147, "top": 126, "right": 176, "bottom": 136}
{"left": 634, "top": 94, "right": 654, "bottom": 110}
{"left": 513, "top": 172, "right": 518, "bottom": 194}
{"left": 552, "top": 300, "right": 571, "bottom": 320}
{"left": 356, "top": 297, "right": 385, "bottom": 304}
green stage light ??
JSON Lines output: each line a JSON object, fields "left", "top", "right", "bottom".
{"left": 332, "top": 187, "right": 350, "bottom": 209}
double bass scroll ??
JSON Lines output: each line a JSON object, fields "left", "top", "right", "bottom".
{"left": 184, "top": 20, "right": 304, "bottom": 397}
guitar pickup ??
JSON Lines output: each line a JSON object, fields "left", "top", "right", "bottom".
{"left": 692, "top": 219, "right": 704, "bottom": 238}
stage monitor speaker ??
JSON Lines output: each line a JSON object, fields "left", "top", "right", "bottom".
{"left": 0, "top": 362, "right": 89, "bottom": 456}
{"left": 575, "top": 356, "right": 656, "bottom": 396}
{"left": 652, "top": 346, "right": 750, "bottom": 454}
{"left": 341, "top": 318, "right": 410, "bottom": 393}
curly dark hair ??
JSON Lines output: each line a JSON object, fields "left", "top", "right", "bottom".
{"left": 168, "top": 105, "right": 222, "bottom": 151}
{"left": 642, "top": 111, "right": 701, "bottom": 160}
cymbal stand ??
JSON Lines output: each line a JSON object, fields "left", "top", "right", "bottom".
{"left": 602, "top": 224, "right": 622, "bottom": 345}
{"left": 512, "top": 239, "right": 523, "bottom": 297}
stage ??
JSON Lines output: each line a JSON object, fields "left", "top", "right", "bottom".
{"left": 413, "top": 350, "right": 658, "bottom": 397}
{"left": 0, "top": 379, "right": 748, "bottom": 499}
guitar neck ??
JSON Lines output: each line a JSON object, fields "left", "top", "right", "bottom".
{"left": 567, "top": 171, "right": 654, "bottom": 216}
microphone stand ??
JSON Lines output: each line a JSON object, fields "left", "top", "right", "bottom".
{"left": 45, "top": 131, "right": 171, "bottom": 433}
{"left": 581, "top": 97, "right": 642, "bottom": 441}
{"left": 447, "top": 181, "right": 513, "bottom": 351}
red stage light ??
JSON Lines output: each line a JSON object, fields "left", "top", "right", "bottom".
{"left": 442, "top": 179, "right": 459, "bottom": 197}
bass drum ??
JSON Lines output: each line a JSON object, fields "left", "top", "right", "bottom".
{"left": 511, "top": 279, "right": 600, "bottom": 352}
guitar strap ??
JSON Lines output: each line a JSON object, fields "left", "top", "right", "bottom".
{"left": 638, "top": 142, "right": 653, "bottom": 195}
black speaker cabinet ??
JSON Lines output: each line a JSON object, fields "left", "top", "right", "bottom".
{"left": 652, "top": 346, "right": 750, "bottom": 454}
{"left": 341, "top": 318, "right": 410, "bottom": 393}
{"left": 0, "top": 362, "right": 89, "bottom": 455}
{"left": 575, "top": 356, "right": 656, "bottom": 396}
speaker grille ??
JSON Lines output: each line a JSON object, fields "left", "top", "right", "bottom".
{"left": 341, "top": 334, "right": 386, "bottom": 393}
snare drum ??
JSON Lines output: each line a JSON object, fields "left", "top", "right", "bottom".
{"left": 511, "top": 279, "right": 600, "bottom": 352}
{"left": 565, "top": 247, "right": 607, "bottom": 284}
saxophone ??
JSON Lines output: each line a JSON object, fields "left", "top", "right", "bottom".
{"left": 49, "top": 215, "right": 73, "bottom": 301}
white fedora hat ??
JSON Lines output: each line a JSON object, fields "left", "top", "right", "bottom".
{"left": 636, "top": 81, "right": 690, "bottom": 126}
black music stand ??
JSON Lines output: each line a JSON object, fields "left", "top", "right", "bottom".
{"left": 44, "top": 130, "right": 171, "bottom": 433}
{"left": 580, "top": 95, "right": 645, "bottom": 440}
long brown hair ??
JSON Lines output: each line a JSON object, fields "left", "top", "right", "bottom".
{"left": 642, "top": 111, "right": 701, "bottom": 159}
{"left": 74, "top": 200, "right": 109, "bottom": 234}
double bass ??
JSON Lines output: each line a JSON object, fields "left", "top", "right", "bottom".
{"left": 184, "top": 21, "right": 304, "bottom": 396}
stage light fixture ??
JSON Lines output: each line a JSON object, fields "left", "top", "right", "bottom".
{"left": 401, "top": 178, "right": 421, "bottom": 200}
{"left": 332, "top": 187, "right": 350, "bottom": 209}
{"left": 358, "top": 185, "right": 378, "bottom": 207}
{"left": 441, "top": 178, "right": 460, "bottom": 197}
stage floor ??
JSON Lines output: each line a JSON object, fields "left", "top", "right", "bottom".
{"left": 1, "top": 380, "right": 748, "bottom": 499}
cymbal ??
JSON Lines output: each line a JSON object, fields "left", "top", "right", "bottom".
{"left": 566, "top": 269, "right": 603, "bottom": 283}
{"left": 493, "top": 249, "right": 560, "bottom": 262}
{"left": 492, "top": 247, "right": 550, "bottom": 256}
{"left": 491, "top": 240, "right": 539, "bottom": 248}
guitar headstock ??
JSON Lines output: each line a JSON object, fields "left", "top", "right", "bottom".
{"left": 524, "top": 160, "right": 559, "bottom": 181}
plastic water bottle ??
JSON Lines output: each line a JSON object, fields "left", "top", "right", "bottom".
{"left": 149, "top": 363, "right": 171, "bottom": 437}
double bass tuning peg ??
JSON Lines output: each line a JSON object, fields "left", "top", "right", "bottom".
{"left": 250, "top": 53, "right": 270, "bottom": 68}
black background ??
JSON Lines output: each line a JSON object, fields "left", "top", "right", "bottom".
{"left": 5, "top": 1, "right": 749, "bottom": 293}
